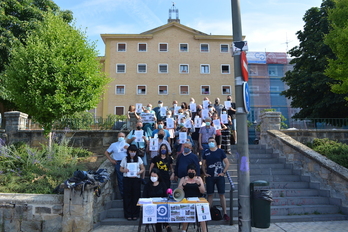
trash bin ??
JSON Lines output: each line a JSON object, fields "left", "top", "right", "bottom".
{"left": 250, "top": 180, "right": 273, "bottom": 228}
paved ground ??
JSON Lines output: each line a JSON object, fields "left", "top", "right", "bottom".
{"left": 93, "top": 220, "right": 348, "bottom": 232}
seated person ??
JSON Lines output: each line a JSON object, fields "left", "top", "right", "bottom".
{"left": 143, "top": 168, "right": 172, "bottom": 232}
{"left": 178, "top": 164, "right": 207, "bottom": 232}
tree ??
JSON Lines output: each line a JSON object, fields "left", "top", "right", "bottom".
{"left": 325, "top": 0, "right": 348, "bottom": 99}
{"left": 0, "top": 0, "right": 73, "bottom": 111}
{"left": 1, "top": 12, "right": 109, "bottom": 134}
{"left": 281, "top": 0, "right": 348, "bottom": 118}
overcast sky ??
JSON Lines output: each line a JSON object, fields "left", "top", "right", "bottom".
{"left": 54, "top": 0, "right": 323, "bottom": 56}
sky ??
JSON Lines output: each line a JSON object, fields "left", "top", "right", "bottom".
{"left": 54, "top": 0, "right": 324, "bottom": 56}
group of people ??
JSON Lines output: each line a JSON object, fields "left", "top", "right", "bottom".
{"left": 105, "top": 96, "right": 236, "bottom": 232}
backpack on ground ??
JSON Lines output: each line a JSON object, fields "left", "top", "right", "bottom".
{"left": 210, "top": 205, "right": 223, "bottom": 221}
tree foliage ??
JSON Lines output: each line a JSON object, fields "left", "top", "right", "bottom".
{"left": 1, "top": 12, "right": 109, "bottom": 134}
{"left": 325, "top": 0, "right": 348, "bottom": 99}
{"left": 281, "top": 0, "right": 348, "bottom": 118}
{"left": 0, "top": 0, "right": 73, "bottom": 109}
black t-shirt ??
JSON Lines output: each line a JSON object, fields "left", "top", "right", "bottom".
{"left": 142, "top": 181, "right": 167, "bottom": 198}
{"left": 151, "top": 156, "right": 172, "bottom": 179}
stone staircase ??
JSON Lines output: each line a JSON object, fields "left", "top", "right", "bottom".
{"left": 99, "top": 144, "right": 347, "bottom": 225}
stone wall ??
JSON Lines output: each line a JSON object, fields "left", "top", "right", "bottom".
{"left": 3, "top": 111, "right": 128, "bottom": 155}
{"left": 282, "top": 129, "right": 348, "bottom": 145}
{"left": 259, "top": 112, "right": 348, "bottom": 214}
{"left": 0, "top": 159, "right": 116, "bottom": 232}
{"left": 0, "top": 193, "right": 63, "bottom": 232}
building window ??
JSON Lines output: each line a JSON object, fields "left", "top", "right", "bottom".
{"left": 138, "top": 43, "right": 147, "bottom": 52}
{"left": 180, "top": 64, "right": 189, "bottom": 73}
{"left": 158, "top": 86, "right": 168, "bottom": 95}
{"left": 268, "top": 66, "right": 278, "bottom": 76}
{"left": 159, "top": 64, "right": 168, "bottom": 73}
{"left": 200, "top": 64, "right": 210, "bottom": 74}
{"left": 180, "top": 43, "right": 188, "bottom": 52}
{"left": 137, "top": 64, "right": 147, "bottom": 73}
{"left": 159, "top": 43, "right": 168, "bottom": 52}
{"left": 221, "top": 65, "right": 230, "bottom": 74}
{"left": 137, "top": 85, "right": 146, "bottom": 95}
{"left": 220, "top": 44, "right": 228, "bottom": 53}
{"left": 270, "top": 86, "right": 280, "bottom": 92}
{"left": 116, "top": 85, "right": 125, "bottom": 95}
{"left": 222, "top": 86, "right": 231, "bottom": 95}
{"left": 200, "top": 44, "right": 209, "bottom": 52}
{"left": 116, "top": 64, "right": 126, "bottom": 73}
{"left": 249, "top": 65, "right": 258, "bottom": 76}
{"left": 249, "top": 86, "right": 259, "bottom": 92}
{"left": 201, "top": 85, "right": 210, "bottom": 95}
{"left": 115, "top": 106, "right": 124, "bottom": 115}
{"left": 117, "top": 43, "right": 126, "bottom": 52}
{"left": 180, "top": 85, "right": 189, "bottom": 95}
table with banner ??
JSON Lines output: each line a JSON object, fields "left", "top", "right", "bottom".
{"left": 137, "top": 197, "right": 211, "bottom": 232}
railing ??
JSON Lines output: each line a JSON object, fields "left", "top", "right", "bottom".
{"left": 25, "top": 117, "right": 129, "bottom": 130}
{"left": 226, "top": 171, "right": 235, "bottom": 225}
{"left": 288, "top": 118, "right": 348, "bottom": 130}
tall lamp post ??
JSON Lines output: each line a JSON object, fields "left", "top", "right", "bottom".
{"left": 231, "top": 0, "right": 251, "bottom": 231}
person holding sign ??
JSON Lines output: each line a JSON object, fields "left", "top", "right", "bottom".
{"left": 127, "top": 105, "right": 140, "bottom": 130}
{"left": 149, "top": 129, "right": 172, "bottom": 159}
{"left": 120, "top": 145, "right": 145, "bottom": 221}
{"left": 126, "top": 121, "right": 149, "bottom": 181}
{"left": 211, "top": 113, "right": 228, "bottom": 149}
{"left": 149, "top": 144, "right": 174, "bottom": 189}
{"left": 221, "top": 109, "right": 233, "bottom": 155}
{"left": 105, "top": 132, "right": 129, "bottom": 198}
{"left": 226, "top": 95, "right": 237, "bottom": 144}
{"left": 199, "top": 117, "right": 216, "bottom": 158}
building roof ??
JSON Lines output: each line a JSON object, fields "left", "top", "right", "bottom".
{"left": 101, "top": 21, "right": 234, "bottom": 43}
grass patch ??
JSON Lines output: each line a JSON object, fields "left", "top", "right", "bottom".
{"left": 0, "top": 137, "right": 95, "bottom": 194}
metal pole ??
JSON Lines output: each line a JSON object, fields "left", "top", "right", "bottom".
{"left": 230, "top": 1, "right": 251, "bottom": 231}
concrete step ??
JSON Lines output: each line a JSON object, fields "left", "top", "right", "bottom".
{"left": 271, "top": 204, "right": 340, "bottom": 216}
{"left": 250, "top": 175, "right": 301, "bottom": 182}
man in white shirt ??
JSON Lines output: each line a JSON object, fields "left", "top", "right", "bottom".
{"left": 105, "top": 132, "right": 129, "bottom": 198}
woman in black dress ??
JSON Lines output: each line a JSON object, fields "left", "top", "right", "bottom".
{"left": 178, "top": 164, "right": 207, "bottom": 232}
{"left": 143, "top": 168, "right": 171, "bottom": 232}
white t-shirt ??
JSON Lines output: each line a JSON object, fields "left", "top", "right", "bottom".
{"left": 106, "top": 141, "right": 129, "bottom": 161}
{"left": 120, "top": 156, "right": 143, "bottom": 178}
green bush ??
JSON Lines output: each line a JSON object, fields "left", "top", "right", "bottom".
{"left": 307, "top": 138, "right": 348, "bottom": 169}
{"left": 0, "top": 138, "right": 92, "bottom": 194}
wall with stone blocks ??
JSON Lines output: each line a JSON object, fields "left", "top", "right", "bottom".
{"left": 259, "top": 112, "right": 348, "bottom": 214}
{"left": 282, "top": 129, "right": 348, "bottom": 145}
{"left": 0, "top": 193, "right": 63, "bottom": 232}
{"left": 0, "top": 159, "right": 116, "bottom": 232}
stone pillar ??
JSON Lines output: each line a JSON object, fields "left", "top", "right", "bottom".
{"left": 259, "top": 111, "right": 281, "bottom": 145}
{"left": 62, "top": 187, "right": 94, "bottom": 232}
{"left": 4, "top": 111, "right": 28, "bottom": 144}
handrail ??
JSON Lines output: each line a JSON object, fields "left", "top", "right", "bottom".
{"left": 226, "top": 171, "right": 235, "bottom": 225}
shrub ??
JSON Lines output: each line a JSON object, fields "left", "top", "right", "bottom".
{"left": 0, "top": 139, "right": 92, "bottom": 194}
{"left": 307, "top": 138, "right": 348, "bottom": 169}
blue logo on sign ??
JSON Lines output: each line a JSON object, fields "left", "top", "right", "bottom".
{"left": 157, "top": 204, "right": 169, "bottom": 222}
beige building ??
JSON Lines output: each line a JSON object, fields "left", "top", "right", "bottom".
{"left": 96, "top": 17, "right": 235, "bottom": 117}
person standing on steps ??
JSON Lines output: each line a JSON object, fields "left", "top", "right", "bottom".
{"left": 202, "top": 137, "right": 230, "bottom": 221}
{"left": 104, "top": 132, "right": 129, "bottom": 198}
{"left": 120, "top": 145, "right": 145, "bottom": 221}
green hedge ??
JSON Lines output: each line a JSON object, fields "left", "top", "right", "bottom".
{"left": 307, "top": 138, "right": 348, "bottom": 169}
